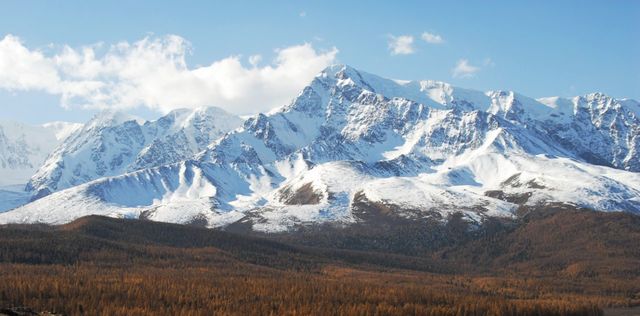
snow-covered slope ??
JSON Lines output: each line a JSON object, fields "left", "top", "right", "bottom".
{"left": 0, "top": 120, "right": 81, "bottom": 187}
{"left": 536, "top": 94, "right": 640, "bottom": 171}
{"left": 0, "top": 120, "right": 81, "bottom": 212}
{"left": 26, "top": 107, "right": 243, "bottom": 199}
{"left": 2, "top": 65, "right": 639, "bottom": 230}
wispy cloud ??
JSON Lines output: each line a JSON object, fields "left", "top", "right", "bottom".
{"left": 299, "top": 11, "right": 306, "bottom": 17}
{"left": 388, "top": 35, "right": 415, "bottom": 55}
{"left": 0, "top": 34, "right": 338, "bottom": 115}
{"left": 421, "top": 32, "right": 443, "bottom": 44}
{"left": 452, "top": 59, "right": 481, "bottom": 78}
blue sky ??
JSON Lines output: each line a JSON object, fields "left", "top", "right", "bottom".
{"left": 1, "top": 0, "right": 638, "bottom": 124}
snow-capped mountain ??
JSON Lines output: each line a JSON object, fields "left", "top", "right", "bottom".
{"left": 536, "top": 94, "right": 640, "bottom": 171}
{"left": 2, "top": 65, "right": 639, "bottom": 231}
{"left": 0, "top": 120, "right": 82, "bottom": 212}
{"left": 0, "top": 120, "right": 82, "bottom": 187}
{"left": 26, "top": 107, "right": 243, "bottom": 199}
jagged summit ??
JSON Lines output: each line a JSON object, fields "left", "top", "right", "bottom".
{"left": 86, "top": 110, "right": 143, "bottom": 127}
{"left": 315, "top": 65, "right": 639, "bottom": 122}
{"left": 306, "top": 65, "right": 640, "bottom": 169}
{"left": 25, "top": 106, "right": 243, "bottom": 198}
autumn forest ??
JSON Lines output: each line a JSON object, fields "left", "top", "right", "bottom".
{"left": 0, "top": 205, "right": 639, "bottom": 315}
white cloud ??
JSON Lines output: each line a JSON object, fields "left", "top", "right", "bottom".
{"left": 452, "top": 59, "right": 481, "bottom": 78}
{"left": 299, "top": 11, "right": 306, "bottom": 17}
{"left": 388, "top": 35, "right": 414, "bottom": 55}
{"left": 421, "top": 32, "right": 443, "bottom": 44}
{"left": 0, "top": 34, "right": 338, "bottom": 115}
{"left": 0, "top": 35, "right": 60, "bottom": 92}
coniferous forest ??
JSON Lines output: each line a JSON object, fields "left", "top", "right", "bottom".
{"left": 1, "top": 206, "right": 639, "bottom": 315}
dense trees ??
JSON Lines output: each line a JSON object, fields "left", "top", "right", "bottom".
{"left": 0, "top": 264, "right": 606, "bottom": 315}
{"left": 0, "top": 211, "right": 638, "bottom": 315}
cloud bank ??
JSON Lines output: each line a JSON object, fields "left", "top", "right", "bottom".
{"left": 0, "top": 34, "right": 338, "bottom": 114}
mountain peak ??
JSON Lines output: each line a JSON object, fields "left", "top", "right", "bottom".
{"left": 88, "top": 110, "right": 142, "bottom": 128}
{"left": 41, "top": 121, "right": 83, "bottom": 141}
{"left": 24, "top": 106, "right": 243, "bottom": 198}
{"left": 316, "top": 64, "right": 357, "bottom": 78}
{"left": 584, "top": 91, "right": 611, "bottom": 100}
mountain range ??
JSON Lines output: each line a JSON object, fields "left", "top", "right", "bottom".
{"left": 26, "top": 106, "right": 242, "bottom": 199}
{"left": 0, "top": 65, "right": 638, "bottom": 230}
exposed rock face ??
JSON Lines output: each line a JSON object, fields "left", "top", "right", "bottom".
{"left": 26, "top": 107, "right": 242, "bottom": 198}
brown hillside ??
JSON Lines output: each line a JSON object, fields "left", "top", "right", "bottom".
{"left": 0, "top": 206, "right": 638, "bottom": 315}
